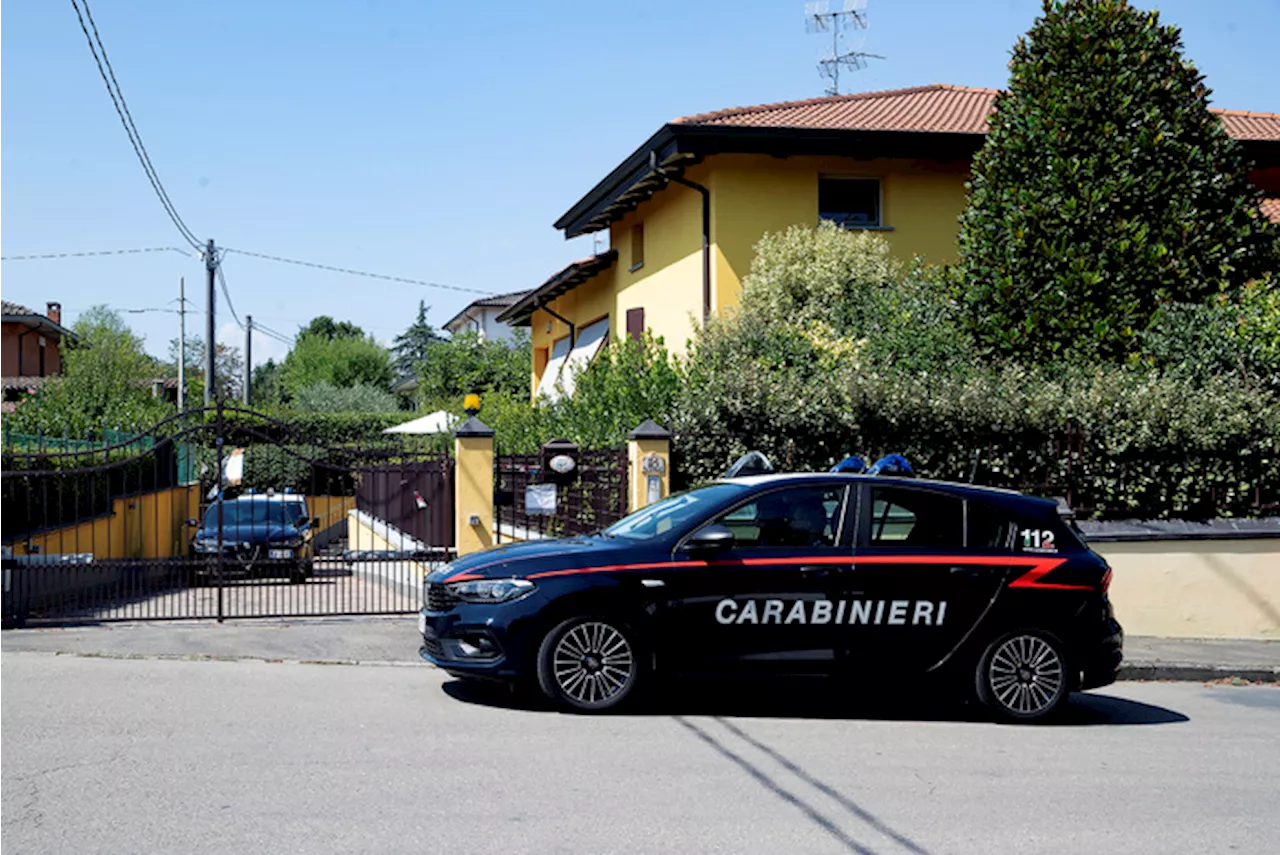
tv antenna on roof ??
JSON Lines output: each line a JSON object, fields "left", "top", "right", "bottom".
{"left": 804, "top": 0, "right": 885, "bottom": 96}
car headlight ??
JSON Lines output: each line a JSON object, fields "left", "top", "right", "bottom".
{"left": 272, "top": 538, "right": 304, "bottom": 549}
{"left": 446, "top": 578, "right": 535, "bottom": 604}
{"left": 193, "top": 538, "right": 215, "bottom": 550}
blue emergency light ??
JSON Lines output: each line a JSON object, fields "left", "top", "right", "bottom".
{"left": 829, "top": 455, "right": 867, "bottom": 473}
{"left": 866, "top": 454, "right": 915, "bottom": 477}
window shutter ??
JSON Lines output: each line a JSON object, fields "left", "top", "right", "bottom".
{"left": 626, "top": 307, "right": 645, "bottom": 342}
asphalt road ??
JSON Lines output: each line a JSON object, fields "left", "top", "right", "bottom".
{"left": 3, "top": 652, "right": 1277, "bottom": 855}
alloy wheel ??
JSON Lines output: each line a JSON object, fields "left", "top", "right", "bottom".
{"left": 550, "top": 621, "right": 635, "bottom": 708}
{"left": 986, "top": 633, "right": 1066, "bottom": 718}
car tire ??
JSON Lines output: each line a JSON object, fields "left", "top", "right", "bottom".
{"left": 536, "top": 616, "right": 642, "bottom": 713}
{"left": 976, "top": 630, "right": 1071, "bottom": 723}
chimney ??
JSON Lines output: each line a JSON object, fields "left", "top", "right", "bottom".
{"left": 47, "top": 302, "right": 62, "bottom": 325}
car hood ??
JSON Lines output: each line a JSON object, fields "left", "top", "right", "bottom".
{"left": 197, "top": 524, "right": 302, "bottom": 544}
{"left": 430, "top": 535, "right": 640, "bottom": 582}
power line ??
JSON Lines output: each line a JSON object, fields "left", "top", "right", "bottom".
{"left": 254, "top": 322, "right": 296, "bottom": 347}
{"left": 215, "top": 260, "right": 243, "bottom": 329}
{"left": 223, "top": 247, "right": 493, "bottom": 296}
{"left": 1, "top": 246, "right": 191, "bottom": 261}
{"left": 69, "top": 0, "right": 202, "bottom": 251}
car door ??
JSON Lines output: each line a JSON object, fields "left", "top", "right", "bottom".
{"left": 846, "top": 483, "right": 1010, "bottom": 674}
{"left": 655, "top": 483, "right": 853, "bottom": 677}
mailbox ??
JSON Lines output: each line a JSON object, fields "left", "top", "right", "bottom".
{"left": 540, "top": 438, "right": 579, "bottom": 485}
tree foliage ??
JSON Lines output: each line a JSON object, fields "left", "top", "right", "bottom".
{"left": 957, "top": 0, "right": 1277, "bottom": 362}
{"left": 291, "top": 381, "right": 401, "bottom": 413}
{"left": 280, "top": 320, "right": 393, "bottom": 396}
{"left": 391, "top": 300, "right": 443, "bottom": 381}
{"left": 416, "top": 329, "right": 529, "bottom": 405}
{"left": 167, "top": 335, "right": 244, "bottom": 401}
{"left": 7, "top": 306, "right": 172, "bottom": 436}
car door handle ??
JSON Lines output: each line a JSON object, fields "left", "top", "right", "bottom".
{"left": 640, "top": 579, "right": 665, "bottom": 588}
{"left": 799, "top": 566, "right": 832, "bottom": 578}
{"left": 949, "top": 566, "right": 983, "bottom": 577}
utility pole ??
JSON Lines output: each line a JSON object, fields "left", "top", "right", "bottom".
{"left": 243, "top": 315, "right": 252, "bottom": 406}
{"left": 204, "top": 239, "right": 216, "bottom": 406}
{"left": 177, "top": 277, "right": 186, "bottom": 411}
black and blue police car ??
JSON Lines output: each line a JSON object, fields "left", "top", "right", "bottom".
{"left": 420, "top": 454, "right": 1123, "bottom": 721}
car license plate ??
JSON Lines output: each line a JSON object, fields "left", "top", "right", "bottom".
{"left": 418, "top": 613, "right": 427, "bottom": 636}
{"left": 268, "top": 549, "right": 293, "bottom": 559}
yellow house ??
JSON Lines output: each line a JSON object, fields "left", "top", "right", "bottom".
{"left": 498, "top": 84, "right": 1280, "bottom": 399}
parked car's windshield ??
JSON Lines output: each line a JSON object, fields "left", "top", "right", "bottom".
{"left": 604, "top": 483, "right": 746, "bottom": 541}
{"left": 204, "top": 501, "right": 306, "bottom": 528}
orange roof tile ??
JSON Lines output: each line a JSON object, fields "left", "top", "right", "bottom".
{"left": 673, "top": 83, "right": 1280, "bottom": 142}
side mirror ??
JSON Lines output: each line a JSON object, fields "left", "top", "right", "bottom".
{"left": 310, "top": 516, "right": 322, "bottom": 528}
{"left": 186, "top": 518, "right": 199, "bottom": 527}
{"left": 685, "top": 524, "right": 735, "bottom": 552}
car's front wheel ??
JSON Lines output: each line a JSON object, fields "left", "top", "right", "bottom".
{"left": 976, "top": 630, "right": 1070, "bottom": 722}
{"left": 536, "top": 617, "right": 640, "bottom": 712}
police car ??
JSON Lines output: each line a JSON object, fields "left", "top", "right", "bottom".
{"left": 420, "top": 455, "right": 1123, "bottom": 721}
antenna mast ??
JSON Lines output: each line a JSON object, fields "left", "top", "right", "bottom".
{"left": 804, "top": 0, "right": 884, "bottom": 96}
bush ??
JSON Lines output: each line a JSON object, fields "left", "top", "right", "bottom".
{"left": 416, "top": 329, "right": 530, "bottom": 404}
{"left": 291, "top": 382, "right": 401, "bottom": 413}
{"left": 958, "top": 0, "right": 1277, "bottom": 362}
{"left": 671, "top": 326, "right": 1279, "bottom": 519}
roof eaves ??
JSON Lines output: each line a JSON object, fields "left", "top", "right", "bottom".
{"left": 496, "top": 250, "right": 618, "bottom": 326}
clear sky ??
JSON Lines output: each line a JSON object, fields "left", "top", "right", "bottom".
{"left": 3, "top": 0, "right": 1277, "bottom": 366}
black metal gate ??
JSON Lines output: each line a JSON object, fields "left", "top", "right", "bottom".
{"left": 494, "top": 447, "right": 628, "bottom": 543}
{"left": 2, "top": 404, "right": 455, "bottom": 627}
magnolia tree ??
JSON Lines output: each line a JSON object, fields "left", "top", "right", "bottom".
{"left": 958, "top": 0, "right": 1277, "bottom": 362}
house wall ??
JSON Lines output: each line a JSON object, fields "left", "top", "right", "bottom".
{"left": 523, "top": 152, "right": 971, "bottom": 394}
{"left": 447, "top": 308, "right": 521, "bottom": 344}
{"left": 6, "top": 485, "right": 202, "bottom": 560}
{"left": 1, "top": 323, "right": 63, "bottom": 377}
{"left": 708, "top": 154, "right": 970, "bottom": 313}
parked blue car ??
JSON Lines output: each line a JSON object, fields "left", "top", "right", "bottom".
{"left": 189, "top": 493, "right": 319, "bottom": 584}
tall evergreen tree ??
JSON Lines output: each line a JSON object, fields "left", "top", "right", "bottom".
{"left": 390, "top": 300, "right": 443, "bottom": 380}
{"left": 957, "top": 0, "right": 1277, "bottom": 362}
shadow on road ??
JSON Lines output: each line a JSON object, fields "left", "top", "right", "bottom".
{"left": 441, "top": 677, "right": 1188, "bottom": 726}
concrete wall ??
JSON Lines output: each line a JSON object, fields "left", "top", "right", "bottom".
{"left": 1097, "top": 539, "right": 1280, "bottom": 640}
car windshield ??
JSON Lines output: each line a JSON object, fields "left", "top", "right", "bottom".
{"left": 204, "top": 501, "right": 306, "bottom": 528}
{"left": 604, "top": 483, "right": 746, "bottom": 541}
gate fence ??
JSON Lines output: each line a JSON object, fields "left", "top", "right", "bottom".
{"left": 494, "top": 447, "right": 629, "bottom": 543}
{"left": 2, "top": 404, "right": 454, "bottom": 627}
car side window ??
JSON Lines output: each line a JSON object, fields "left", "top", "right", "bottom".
{"left": 869, "top": 486, "right": 963, "bottom": 549}
{"left": 713, "top": 486, "right": 845, "bottom": 548}
{"left": 967, "top": 500, "right": 1014, "bottom": 550}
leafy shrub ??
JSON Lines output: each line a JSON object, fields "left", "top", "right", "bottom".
{"left": 291, "top": 382, "right": 401, "bottom": 413}
{"left": 958, "top": 0, "right": 1277, "bottom": 362}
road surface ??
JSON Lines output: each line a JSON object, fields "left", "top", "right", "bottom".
{"left": 3, "top": 652, "right": 1277, "bottom": 854}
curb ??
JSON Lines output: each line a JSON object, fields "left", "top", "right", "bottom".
{"left": 1118, "top": 661, "right": 1279, "bottom": 683}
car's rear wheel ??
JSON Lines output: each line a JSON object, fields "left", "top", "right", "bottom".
{"left": 536, "top": 617, "right": 640, "bottom": 712}
{"left": 976, "top": 631, "right": 1070, "bottom": 722}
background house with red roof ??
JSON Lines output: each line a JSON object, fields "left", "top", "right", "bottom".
{"left": 497, "top": 84, "right": 1280, "bottom": 398}
{"left": 1, "top": 300, "right": 75, "bottom": 413}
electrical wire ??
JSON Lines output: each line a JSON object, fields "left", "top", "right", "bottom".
{"left": 253, "top": 322, "right": 297, "bottom": 347}
{"left": 1, "top": 246, "right": 191, "bottom": 261}
{"left": 215, "top": 261, "right": 243, "bottom": 329}
{"left": 69, "top": 0, "right": 202, "bottom": 251}
{"left": 222, "top": 247, "right": 493, "bottom": 296}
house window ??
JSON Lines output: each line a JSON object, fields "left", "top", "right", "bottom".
{"left": 629, "top": 223, "right": 645, "bottom": 271}
{"left": 626, "top": 308, "right": 645, "bottom": 342}
{"left": 818, "top": 177, "right": 881, "bottom": 229}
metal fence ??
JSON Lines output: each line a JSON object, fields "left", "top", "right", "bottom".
{"left": 2, "top": 404, "right": 454, "bottom": 627}
{"left": 494, "top": 448, "right": 629, "bottom": 543}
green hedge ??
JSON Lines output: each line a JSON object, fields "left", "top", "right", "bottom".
{"left": 671, "top": 360, "right": 1280, "bottom": 520}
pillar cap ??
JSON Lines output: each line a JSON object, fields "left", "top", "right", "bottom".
{"left": 627, "top": 419, "right": 671, "bottom": 440}
{"left": 454, "top": 416, "right": 495, "bottom": 438}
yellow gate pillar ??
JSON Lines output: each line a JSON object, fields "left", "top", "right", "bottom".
{"left": 454, "top": 416, "right": 495, "bottom": 556}
{"left": 627, "top": 420, "right": 672, "bottom": 513}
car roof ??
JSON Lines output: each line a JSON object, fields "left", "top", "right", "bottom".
{"left": 220, "top": 494, "right": 307, "bottom": 503}
{"left": 713, "top": 472, "right": 1052, "bottom": 504}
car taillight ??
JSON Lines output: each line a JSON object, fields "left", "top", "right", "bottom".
{"left": 1100, "top": 568, "right": 1112, "bottom": 594}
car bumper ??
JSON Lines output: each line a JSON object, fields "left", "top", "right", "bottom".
{"left": 1078, "top": 617, "right": 1124, "bottom": 690}
{"left": 419, "top": 607, "right": 527, "bottom": 680}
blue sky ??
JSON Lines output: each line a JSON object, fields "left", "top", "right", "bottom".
{"left": 3, "top": 0, "right": 1277, "bottom": 365}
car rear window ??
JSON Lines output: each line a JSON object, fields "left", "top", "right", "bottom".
{"left": 869, "top": 486, "right": 964, "bottom": 550}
